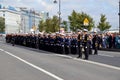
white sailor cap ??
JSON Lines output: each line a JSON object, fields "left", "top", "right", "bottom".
{"left": 93, "top": 31, "right": 97, "bottom": 33}
{"left": 83, "top": 29, "right": 88, "bottom": 32}
{"left": 77, "top": 29, "right": 82, "bottom": 32}
{"left": 55, "top": 32, "right": 59, "bottom": 34}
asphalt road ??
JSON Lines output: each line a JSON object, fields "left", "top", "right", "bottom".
{"left": 0, "top": 38, "right": 120, "bottom": 80}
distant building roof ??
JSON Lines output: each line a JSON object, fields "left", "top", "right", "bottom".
{"left": 8, "top": 6, "right": 16, "bottom": 11}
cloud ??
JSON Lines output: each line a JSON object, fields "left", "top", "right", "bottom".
{"left": 37, "top": 0, "right": 53, "bottom": 11}
{"left": 17, "top": 0, "right": 21, "bottom": 2}
{"left": 0, "top": 0, "right": 119, "bottom": 29}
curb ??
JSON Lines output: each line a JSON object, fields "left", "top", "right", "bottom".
{"left": 99, "top": 48, "right": 120, "bottom": 52}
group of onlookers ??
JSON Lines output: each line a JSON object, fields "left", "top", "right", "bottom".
{"left": 98, "top": 33, "right": 120, "bottom": 49}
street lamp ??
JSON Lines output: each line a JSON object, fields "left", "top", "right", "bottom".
{"left": 53, "top": 0, "right": 61, "bottom": 33}
{"left": 118, "top": 0, "right": 120, "bottom": 34}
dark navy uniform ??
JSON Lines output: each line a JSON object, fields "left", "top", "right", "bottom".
{"left": 64, "top": 35, "right": 71, "bottom": 54}
{"left": 11, "top": 34, "right": 16, "bottom": 46}
{"left": 60, "top": 35, "right": 65, "bottom": 54}
{"left": 55, "top": 36, "right": 61, "bottom": 53}
{"left": 88, "top": 35, "right": 93, "bottom": 55}
{"left": 77, "top": 33, "right": 83, "bottom": 58}
{"left": 92, "top": 33, "right": 99, "bottom": 55}
{"left": 49, "top": 36, "right": 55, "bottom": 52}
{"left": 82, "top": 29, "right": 90, "bottom": 60}
{"left": 71, "top": 36, "right": 78, "bottom": 54}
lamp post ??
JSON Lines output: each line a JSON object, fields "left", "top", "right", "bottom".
{"left": 53, "top": 0, "right": 61, "bottom": 33}
{"left": 118, "top": 0, "right": 120, "bottom": 34}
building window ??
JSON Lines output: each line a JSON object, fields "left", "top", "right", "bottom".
{"left": 3, "top": 14, "right": 5, "bottom": 16}
{"left": 3, "top": 11, "right": 5, "bottom": 17}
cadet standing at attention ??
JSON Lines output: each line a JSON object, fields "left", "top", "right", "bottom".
{"left": 83, "top": 29, "right": 89, "bottom": 60}
{"left": 77, "top": 29, "right": 83, "bottom": 58}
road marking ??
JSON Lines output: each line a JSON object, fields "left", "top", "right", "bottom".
{"left": 54, "top": 54, "right": 120, "bottom": 71}
{"left": 54, "top": 54, "right": 73, "bottom": 59}
{"left": 0, "top": 49, "right": 64, "bottom": 80}
{"left": 98, "top": 54, "right": 114, "bottom": 57}
{"left": 73, "top": 58, "right": 120, "bottom": 70}
{"left": 0, "top": 48, "right": 4, "bottom": 51}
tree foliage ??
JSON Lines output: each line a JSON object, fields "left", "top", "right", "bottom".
{"left": 97, "top": 14, "right": 111, "bottom": 31}
{"left": 62, "top": 20, "right": 68, "bottom": 31}
{"left": 38, "top": 15, "right": 59, "bottom": 33}
{"left": 38, "top": 15, "right": 68, "bottom": 33}
{"left": 38, "top": 20, "right": 45, "bottom": 32}
{"left": 0, "top": 17, "right": 5, "bottom": 33}
{"left": 68, "top": 10, "right": 94, "bottom": 32}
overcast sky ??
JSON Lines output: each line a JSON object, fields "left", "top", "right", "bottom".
{"left": 0, "top": 0, "right": 119, "bottom": 30}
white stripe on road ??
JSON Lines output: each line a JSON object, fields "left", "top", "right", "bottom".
{"left": 54, "top": 54, "right": 73, "bottom": 59}
{"left": 0, "top": 49, "right": 64, "bottom": 80}
{"left": 0, "top": 48, "right": 4, "bottom": 51}
{"left": 73, "top": 58, "right": 120, "bottom": 70}
{"left": 54, "top": 54, "right": 120, "bottom": 71}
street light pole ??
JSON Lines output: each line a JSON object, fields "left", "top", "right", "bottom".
{"left": 54, "top": 0, "right": 61, "bottom": 33}
{"left": 118, "top": 0, "right": 120, "bottom": 34}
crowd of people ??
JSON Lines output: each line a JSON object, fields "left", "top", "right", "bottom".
{"left": 99, "top": 32, "right": 120, "bottom": 49}
{"left": 5, "top": 29, "right": 120, "bottom": 60}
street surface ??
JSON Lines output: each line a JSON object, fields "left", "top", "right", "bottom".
{"left": 0, "top": 37, "right": 120, "bottom": 80}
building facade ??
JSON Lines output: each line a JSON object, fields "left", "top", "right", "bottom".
{"left": 0, "top": 4, "right": 49, "bottom": 34}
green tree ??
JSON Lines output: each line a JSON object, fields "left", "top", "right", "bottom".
{"left": 97, "top": 14, "right": 111, "bottom": 31}
{"left": 0, "top": 17, "right": 5, "bottom": 33}
{"left": 62, "top": 20, "right": 68, "bottom": 32}
{"left": 51, "top": 16, "right": 59, "bottom": 32}
{"left": 38, "top": 20, "right": 45, "bottom": 32}
{"left": 38, "top": 15, "right": 59, "bottom": 33}
{"left": 45, "top": 18, "right": 52, "bottom": 33}
{"left": 68, "top": 10, "right": 94, "bottom": 32}
{"left": 68, "top": 10, "right": 78, "bottom": 32}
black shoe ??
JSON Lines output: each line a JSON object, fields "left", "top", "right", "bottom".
{"left": 83, "top": 58, "right": 88, "bottom": 60}
{"left": 89, "top": 53, "right": 92, "bottom": 55}
{"left": 77, "top": 56, "right": 81, "bottom": 58}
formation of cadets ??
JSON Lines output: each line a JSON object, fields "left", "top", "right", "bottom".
{"left": 5, "top": 29, "right": 99, "bottom": 60}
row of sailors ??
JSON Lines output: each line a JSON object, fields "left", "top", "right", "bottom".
{"left": 6, "top": 29, "right": 99, "bottom": 60}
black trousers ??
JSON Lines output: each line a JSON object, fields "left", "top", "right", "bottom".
{"left": 84, "top": 42, "right": 89, "bottom": 60}
{"left": 94, "top": 46, "right": 98, "bottom": 54}
{"left": 71, "top": 46, "right": 77, "bottom": 54}
{"left": 78, "top": 46, "right": 82, "bottom": 58}
{"left": 65, "top": 46, "right": 71, "bottom": 54}
{"left": 84, "top": 46, "right": 89, "bottom": 59}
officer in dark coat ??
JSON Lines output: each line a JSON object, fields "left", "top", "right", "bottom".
{"left": 11, "top": 34, "right": 15, "bottom": 46}
{"left": 49, "top": 34, "right": 55, "bottom": 52}
{"left": 92, "top": 31, "right": 99, "bottom": 55}
{"left": 71, "top": 34, "right": 78, "bottom": 54}
{"left": 77, "top": 29, "right": 83, "bottom": 58}
{"left": 60, "top": 33, "right": 65, "bottom": 54}
{"left": 54, "top": 32, "right": 61, "bottom": 53}
{"left": 83, "top": 29, "right": 89, "bottom": 60}
{"left": 64, "top": 34, "right": 71, "bottom": 54}
{"left": 88, "top": 34, "right": 93, "bottom": 55}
